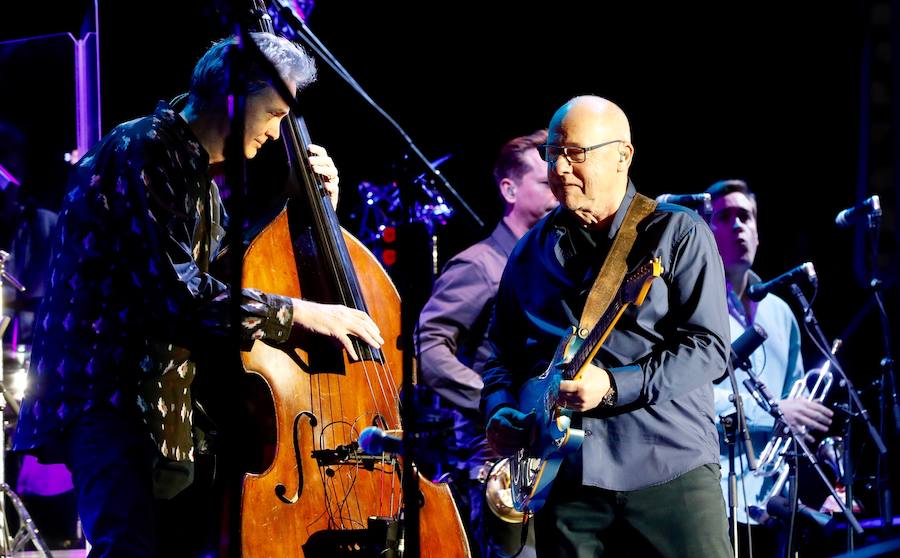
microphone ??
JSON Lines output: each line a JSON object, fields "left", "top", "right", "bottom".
{"left": 357, "top": 426, "right": 403, "bottom": 455}
{"left": 655, "top": 193, "right": 710, "bottom": 206}
{"left": 714, "top": 324, "right": 769, "bottom": 384}
{"left": 656, "top": 193, "right": 713, "bottom": 221}
{"left": 835, "top": 195, "right": 881, "bottom": 228}
{"left": 731, "top": 324, "right": 768, "bottom": 372}
{"left": 747, "top": 262, "right": 817, "bottom": 302}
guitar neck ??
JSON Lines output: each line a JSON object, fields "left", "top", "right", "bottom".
{"left": 565, "top": 293, "right": 625, "bottom": 380}
{"left": 563, "top": 257, "right": 661, "bottom": 381}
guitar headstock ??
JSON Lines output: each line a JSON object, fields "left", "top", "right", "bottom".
{"left": 622, "top": 256, "right": 663, "bottom": 306}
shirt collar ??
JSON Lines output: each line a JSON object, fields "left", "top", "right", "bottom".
{"left": 491, "top": 219, "right": 519, "bottom": 258}
{"left": 549, "top": 180, "right": 637, "bottom": 235}
{"left": 153, "top": 101, "right": 210, "bottom": 168}
{"left": 726, "top": 269, "right": 762, "bottom": 326}
{"left": 549, "top": 179, "right": 638, "bottom": 260}
{"left": 605, "top": 179, "right": 638, "bottom": 240}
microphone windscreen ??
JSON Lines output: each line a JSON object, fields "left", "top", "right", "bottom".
{"left": 357, "top": 426, "right": 386, "bottom": 455}
{"left": 732, "top": 324, "right": 768, "bottom": 363}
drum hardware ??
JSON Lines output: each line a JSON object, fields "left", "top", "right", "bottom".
{"left": 0, "top": 483, "right": 52, "bottom": 556}
{"left": 1, "top": 250, "right": 51, "bottom": 555}
{"left": 2, "top": 344, "right": 30, "bottom": 414}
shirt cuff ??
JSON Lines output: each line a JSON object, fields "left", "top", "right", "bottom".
{"left": 262, "top": 293, "right": 293, "bottom": 343}
{"left": 607, "top": 364, "right": 643, "bottom": 407}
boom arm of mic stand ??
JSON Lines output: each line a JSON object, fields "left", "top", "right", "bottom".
{"left": 788, "top": 284, "right": 887, "bottom": 455}
{"left": 788, "top": 418, "right": 864, "bottom": 534}
{"left": 268, "top": 0, "right": 484, "bottom": 229}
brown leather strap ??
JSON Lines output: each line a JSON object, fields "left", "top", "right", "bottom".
{"left": 577, "top": 193, "right": 657, "bottom": 337}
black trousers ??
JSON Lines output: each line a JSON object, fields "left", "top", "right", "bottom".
{"left": 64, "top": 406, "right": 158, "bottom": 558}
{"left": 535, "top": 463, "right": 733, "bottom": 558}
{"left": 64, "top": 405, "right": 222, "bottom": 558}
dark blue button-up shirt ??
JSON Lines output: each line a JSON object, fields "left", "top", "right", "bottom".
{"left": 481, "top": 182, "right": 730, "bottom": 490}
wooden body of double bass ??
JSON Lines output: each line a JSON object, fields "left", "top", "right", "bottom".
{"left": 239, "top": 208, "right": 469, "bottom": 557}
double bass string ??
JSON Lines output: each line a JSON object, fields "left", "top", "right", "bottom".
{"left": 377, "top": 349, "right": 402, "bottom": 411}
{"left": 367, "top": 343, "right": 402, "bottom": 518}
{"left": 325, "top": 364, "right": 358, "bottom": 527}
{"left": 352, "top": 339, "right": 398, "bottom": 518}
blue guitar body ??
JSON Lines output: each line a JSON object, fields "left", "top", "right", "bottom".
{"left": 508, "top": 257, "right": 662, "bottom": 515}
{"left": 511, "top": 329, "right": 587, "bottom": 512}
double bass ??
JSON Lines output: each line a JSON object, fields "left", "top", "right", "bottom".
{"left": 230, "top": 3, "right": 470, "bottom": 556}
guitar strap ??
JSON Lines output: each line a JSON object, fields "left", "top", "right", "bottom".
{"left": 577, "top": 193, "right": 657, "bottom": 337}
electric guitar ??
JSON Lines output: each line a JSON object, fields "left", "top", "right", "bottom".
{"left": 509, "top": 256, "right": 663, "bottom": 514}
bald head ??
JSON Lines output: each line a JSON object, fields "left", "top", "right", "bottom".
{"left": 546, "top": 96, "right": 634, "bottom": 229}
{"left": 550, "top": 96, "right": 631, "bottom": 145}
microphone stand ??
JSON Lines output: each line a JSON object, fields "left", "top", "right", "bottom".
{"left": 788, "top": 283, "right": 888, "bottom": 551}
{"left": 864, "top": 208, "right": 896, "bottom": 540}
{"left": 266, "top": 0, "right": 485, "bottom": 231}
{"left": 742, "top": 370, "right": 865, "bottom": 542}
{"left": 721, "top": 356, "right": 758, "bottom": 558}
{"left": 220, "top": 17, "right": 251, "bottom": 558}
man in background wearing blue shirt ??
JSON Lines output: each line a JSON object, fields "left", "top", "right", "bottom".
{"left": 708, "top": 179, "right": 832, "bottom": 556}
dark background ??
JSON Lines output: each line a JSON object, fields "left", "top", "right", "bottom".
{"left": 2, "top": 0, "right": 898, "bottom": 543}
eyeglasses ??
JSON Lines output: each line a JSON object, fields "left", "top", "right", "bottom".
{"left": 538, "top": 139, "right": 624, "bottom": 163}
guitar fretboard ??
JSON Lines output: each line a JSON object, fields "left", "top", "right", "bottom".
{"left": 563, "top": 259, "right": 656, "bottom": 380}
{"left": 564, "top": 292, "right": 625, "bottom": 381}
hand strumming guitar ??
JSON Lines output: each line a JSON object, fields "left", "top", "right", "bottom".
{"left": 486, "top": 407, "right": 536, "bottom": 456}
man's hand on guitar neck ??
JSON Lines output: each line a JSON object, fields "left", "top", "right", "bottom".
{"left": 558, "top": 363, "right": 613, "bottom": 412}
{"left": 486, "top": 407, "right": 536, "bottom": 456}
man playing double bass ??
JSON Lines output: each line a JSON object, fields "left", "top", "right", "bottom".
{"left": 482, "top": 96, "right": 733, "bottom": 557}
{"left": 13, "top": 32, "right": 382, "bottom": 557}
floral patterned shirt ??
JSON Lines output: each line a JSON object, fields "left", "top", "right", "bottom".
{"left": 14, "top": 102, "right": 293, "bottom": 463}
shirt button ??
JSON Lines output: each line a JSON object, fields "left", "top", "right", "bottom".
{"left": 584, "top": 430, "right": 593, "bottom": 436}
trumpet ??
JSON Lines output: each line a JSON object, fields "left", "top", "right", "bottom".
{"left": 753, "top": 340, "right": 841, "bottom": 501}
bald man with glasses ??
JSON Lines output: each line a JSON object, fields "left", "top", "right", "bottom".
{"left": 481, "top": 96, "right": 733, "bottom": 558}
